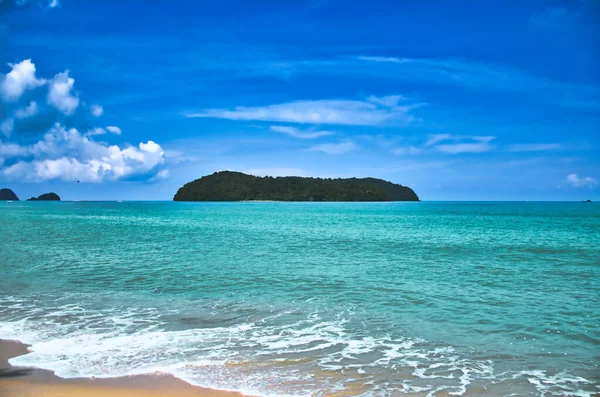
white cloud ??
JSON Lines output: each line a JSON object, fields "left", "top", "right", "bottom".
{"left": 14, "top": 101, "right": 39, "bottom": 118}
{"left": 270, "top": 125, "right": 334, "bottom": 139}
{"left": 0, "top": 140, "right": 28, "bottom": 157}
{"left": 90, "top": 104, "right": 104, "bottom": 117}
{"left": 308, "top": 140, "right": 356, "bottom": 155}
{"left": 434, "top": 136, "right": 495, "bottom": 154}
{"left": 371, "top": 133, "right": 498, "bottom": 155}
{"left": 14, "top": 0, "right": 61, "bottom": 7}
{"left": 106, "top": 126, "right": 122, "bottom": 135}
{"left": 566, "top": 174, "right": 597, "bottom": 188}
{"left": 425, "top": 134, "right": 453, "bottom": 146}
{"left": 86, "top": 127, "right": 107, "bottom": 136}
{"left": 186, "top": 95, "right": 418, "bottom": 126}
{"left": 507, "top": 143, "right": 561, "bottom": 152}
{"left": 163, "top": 150, "right": 200, "bottom": 165}
{"left": 1, "top": 60, "right": 46, "bottom": 101}
{"left": 1, "top": 123, "right": 166, "bottom": 182}
{"left": 423, "top": 135, "right": 496, "bottom": 154}
{"left": 154, "top": 169, "right": 169, "bottom": 179}
{"left": 47, "top": 71, "right": 79, "bottom": 115}
{"left": 366, "top": 95, "right": 405, "bottom": 107}
{"left": 86, "top": 126, "right": 121, "bottom": 136}
{"left": 0, "top": 60, "right": 167, "bottom": 184}
{"left": 356, "top": 56, "right": 411, "bottom": 64}
{"left": 1, "top": 119, "right": 14, "bottom": 136}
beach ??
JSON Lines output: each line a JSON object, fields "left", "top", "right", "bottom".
{"left": 0, "top": 339, "right": 247, "bottom": 397}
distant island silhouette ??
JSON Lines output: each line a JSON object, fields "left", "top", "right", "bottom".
{"left": 1, "top": 189, "right": 62, "bottom": 201}
{"left": 27, "top": 193, "right": 61, "bottom": 201}
{"left": 174, "top": 171, "right": 419, "bottom": 202}
{"left": 0, "top": 188, "right": 19, "bottom": 201}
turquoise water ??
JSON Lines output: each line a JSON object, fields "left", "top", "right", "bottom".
{"left": 0, "top": 201, "right": 598, "bottom": 396}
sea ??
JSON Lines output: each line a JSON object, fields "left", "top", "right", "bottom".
{"left": 0, "top": 201, "right": 598, "bottom": 396}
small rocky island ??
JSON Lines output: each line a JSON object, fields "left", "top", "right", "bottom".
{"left": 27, "top": 193, "right": 61, "bottom": 201}
{"left": 0, "top": 188, "right": 19, "bottom": 201}
{"left": 174, "top": 171, "right": 419, "bottom": 201}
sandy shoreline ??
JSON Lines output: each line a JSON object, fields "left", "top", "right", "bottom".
{"left": 0, "top": 339, "right": 250, "bottom": 397}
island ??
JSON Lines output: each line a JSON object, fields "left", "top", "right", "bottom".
{"left": 0, "top": 188, "right": 19, "bottom": 201}
{"left": 174, "top": 171, "right": 419, "bottom": 201}
{"left": 27, "top": 193, "right": 61, "bottom": 201}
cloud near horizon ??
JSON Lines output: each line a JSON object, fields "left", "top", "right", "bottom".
{"left": 1, "top": 123, "right": 165, "bottom": 182}
{"left": 186, "top": 95, "right": 419, "bottom": 126}
{"left": 566, "top": 174, "right": 598, "bottom": 188}
{"left": 0, "top": 60, "right": 167, "bottom": 183}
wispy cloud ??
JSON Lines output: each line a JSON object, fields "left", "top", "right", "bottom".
{"left": 308, "top": 140, "right": 356, "bottom": 155}
{"left": 270, "top": 125, "right": 334, "bottom": 139}
{"left": 356, "top": 56, "right": 599, "bottom": 109}
{"left": 373, "top": 134, "right": 568, "bottom": 156}
{"left": 530, "top": 0, "right": 591, "bottom": 28}
{"left": 432, "top": 135, "right": 496, "bottom": 154}
{"left": 507, "top": 143, "right": 561, "bottom": 152}
{"left": 163, "top": 150, "right": 200, "bottom": 165}
{"left": 356, "top": 56, "right": 410, "bottom": 64}
{"left": 185, "top": 96, "right": 419, "bottom": 126}
{"left": 425, "top": 134, "right": 453, "bottom": 147}
{"left": 566, "top": 173, "right": 598, "bottom": 188}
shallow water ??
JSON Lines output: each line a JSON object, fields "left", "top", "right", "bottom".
{"left": 0, "top": 201, "right": 598, "bottom": 396}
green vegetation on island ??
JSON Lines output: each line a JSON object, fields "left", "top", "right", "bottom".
{"left": 174, "top": 171, "right": 419, "bottom": 202}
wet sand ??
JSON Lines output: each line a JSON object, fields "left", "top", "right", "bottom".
{"left": 0, "top": 339, "right": 249, "bottom": 397}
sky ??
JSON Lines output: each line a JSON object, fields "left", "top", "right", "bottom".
{"left": 0, "top": 0, "right": 599, "bottom": 200}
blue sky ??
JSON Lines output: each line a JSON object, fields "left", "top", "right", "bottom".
{"left": 0, "top": 0, "right": 598, "bottom": 200}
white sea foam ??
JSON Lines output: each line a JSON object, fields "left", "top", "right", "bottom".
{"left": 0, "top": 296, "right": 596, "bottom": 396}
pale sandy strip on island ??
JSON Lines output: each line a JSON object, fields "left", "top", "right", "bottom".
{"left": 0, "top": 339, "right": 252, "bottom": 397}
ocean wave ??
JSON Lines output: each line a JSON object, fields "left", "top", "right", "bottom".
{"left": 0, "top": 295, "right": 597, "bottom": 396}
